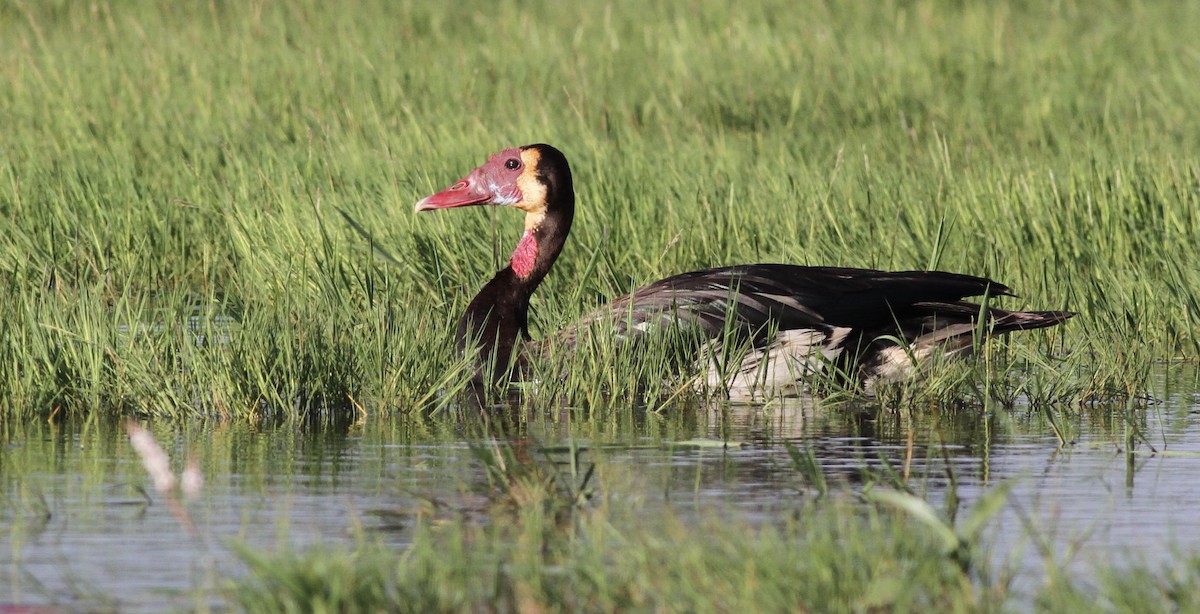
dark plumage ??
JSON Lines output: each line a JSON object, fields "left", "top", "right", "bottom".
{"left": 415, "top": 144, "right": 1074, "bottom": 396}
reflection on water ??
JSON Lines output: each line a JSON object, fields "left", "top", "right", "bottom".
{"left": 2, "top": 367, "right": 1199, "bottom": 611}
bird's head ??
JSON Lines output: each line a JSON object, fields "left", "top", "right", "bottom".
{"left": 415, "top": 144, "right": 571, "bottom": 231}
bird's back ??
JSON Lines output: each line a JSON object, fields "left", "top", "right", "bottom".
{"left": 543, "top": 264, "right": 1071, "bottom": 396}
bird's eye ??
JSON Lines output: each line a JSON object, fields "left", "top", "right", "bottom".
{"left": 504, "top": 158, "right": 520, "bottom": 170}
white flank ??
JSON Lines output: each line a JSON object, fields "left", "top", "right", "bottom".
{"left": 705, "top": 327, "right": 851, "bottom": 399}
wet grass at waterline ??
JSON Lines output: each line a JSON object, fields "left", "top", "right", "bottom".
{"left": 3, "top": 0, "right": 1199, "bottom": 417}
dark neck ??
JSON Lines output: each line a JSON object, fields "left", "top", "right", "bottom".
{"left": 456, "top": 187, "right": 574, "bottom": 381}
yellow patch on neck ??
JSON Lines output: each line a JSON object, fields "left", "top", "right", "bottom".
{"left": 515, "top": 148, "right": 548, "bottom": 230}
{"left": 523, "top": 210, "right": 546, "bottom": 232}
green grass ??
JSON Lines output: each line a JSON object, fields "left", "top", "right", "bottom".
{"left": 230, "top": 517, "right": 1200, "bottom": 613}
{"left": 2, "top": 0, "right": 1199, "bottom": 416}
{"left": 233, "top": 498, "right": 996, "bottom": 613}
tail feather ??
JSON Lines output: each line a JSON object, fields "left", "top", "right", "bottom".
{"left": 990, "top": 309, "right": 1077, "bottom": 334}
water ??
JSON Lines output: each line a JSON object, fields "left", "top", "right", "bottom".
{"left": 3, "top": 367, "right": 1199, "bottom": 611}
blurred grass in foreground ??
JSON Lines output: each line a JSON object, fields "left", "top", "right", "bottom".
{"left": 228, "top": 433, "right": 1200, "bottom": 613}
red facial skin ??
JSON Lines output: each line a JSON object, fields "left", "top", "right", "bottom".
{"left": 414, "top": 148, "right": 525, "bottom": 211}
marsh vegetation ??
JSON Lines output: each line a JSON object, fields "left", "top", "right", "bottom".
{"left": 2, "top": 0, "right": 1199, "bottom": 611}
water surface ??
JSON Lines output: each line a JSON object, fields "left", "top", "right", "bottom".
{"left": 3, "top": 367, "right": 1199, "bottom": 611}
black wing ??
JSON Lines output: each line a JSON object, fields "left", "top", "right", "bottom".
{"left": 555, "top": 263, "right": 1012, "bottom": 343}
